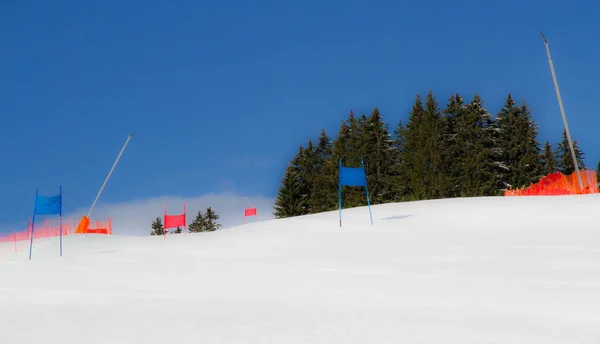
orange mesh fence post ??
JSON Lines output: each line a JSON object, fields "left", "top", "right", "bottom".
{"left": 75, "top": 216, "right": 91, "bottom": 234}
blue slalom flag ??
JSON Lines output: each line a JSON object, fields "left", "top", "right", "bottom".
{"left": 338, "top": 159, "right": 373, "bottom": 227}
{"left": 34, "top": 194, "right": 62, "bottom": 215}
{"left": 340, "top": 166, "right": 367, "bottom": 187}
{"left": 29, "top": 187, "right": 63, "bottom": 260}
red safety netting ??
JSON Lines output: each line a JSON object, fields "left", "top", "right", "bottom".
{"left": 504, "top": 169, "right": 599, "bottom": 196}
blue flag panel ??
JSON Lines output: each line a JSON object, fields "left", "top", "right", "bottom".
{"left": 340, "top": 166, "right": 367, "bottom": 187}
{"left": 338, "top": 159, "right": 373, "bottom": 227}
{"left": 34, "top": 194, "right": 62, "bottom": 215}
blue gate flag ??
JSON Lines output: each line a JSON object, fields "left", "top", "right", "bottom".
{"left": 338, "top": 158, "right": 373, "bottom": 227}
{"left": 340, "top": 167, "right": 367, "bottom": 187}
{"left": 34, "top": 194, "right": 62, "bottom": 215}
{"left": 29, "top": 186, "right": 63, "bottom": 260}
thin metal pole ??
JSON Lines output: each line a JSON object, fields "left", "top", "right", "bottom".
{"left": 540, "top": 32, "right": 584, "bottom": 190}
{"left": 87, "top": 132, "right": 136, "bottom": 218}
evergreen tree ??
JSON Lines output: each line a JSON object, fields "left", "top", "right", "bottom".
{"left": 273, "top": 147, "right": 308, "bottom": 218}
{"left": 423, "top": 91, "right": 446, "bottom": 198}
{"left": 440, "top": 92, "right": 466, "bottom": 198}
{"left": 401, "top": 94, "right": 427, "bottom": 200}
{"left": 332, "top": 111, "right": 366, "bottom": 208}
{"left": 390, "top": 119, "right": 408, "bottom": 201}
{"left": 455, "top": 93, "right": 501, "bottom": 196}
{"left": 357, "top": 107, "right": 398, "bottom": 204}
{"left": 150, "top": 217, "right": 164, "bottom": 236}
{"left": 203, "top": 207, "right": 221, "bottom": 231}
{"left": 402, "top": 91, "right": 445, "bottom": 200}
{"left": 541, "top": 140, "right": 557, "bottom": 175}
{"left": 555, "top": 129, "right": 585, "bottom": 175}
{"left": 188, "top": 209, "right": 206, "bottom": 233}
{"left": 596, "top": 159, "right": 600, "bottom": 185}
{"left": 309, "top": 129, "right": 337, "bottom": 213}
{"left": 518, "top": 102, "right": 543, "bottom": 183}
{"left": 298, "top": 139, "right": 318, "bottom": 212}
{"left": 496, "top": 94, "right": 543, "bottom": 189}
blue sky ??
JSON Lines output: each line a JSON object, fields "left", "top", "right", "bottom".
{"left": 1, "top": 0, "right": 599, "bottom": 233}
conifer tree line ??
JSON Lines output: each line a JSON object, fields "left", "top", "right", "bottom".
{"left": 150, "top": 207, "right": 221, "bottom": 235}
{"left": 273, "top": 91, "right": 591, "bottom": 219}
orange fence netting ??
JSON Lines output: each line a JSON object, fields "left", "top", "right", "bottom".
{"left": 504, "top": 169, "right": 599, "bottom": 196}
{"left": 0, "top": 217, "right": 112, "bottom": 246}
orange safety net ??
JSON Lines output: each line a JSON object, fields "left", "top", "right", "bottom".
{"left": 0, "top": 216, "right": 112, "bottom": 247}
{"left": 504, "top": 169, "right": 599, "bottom": 196}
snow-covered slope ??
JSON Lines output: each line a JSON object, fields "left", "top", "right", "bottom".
{"left": 1, "top": 195, "right": 600, "bottom": 343}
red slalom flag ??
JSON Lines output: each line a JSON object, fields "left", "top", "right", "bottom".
{"left": 164, "top": 203, "right": 187, "bottom": 238}
{"left": 164, "top": 213, "right": 186, "bottom": 229}
{"left": 244, "top": 207, "right": 257, "bottom": 224}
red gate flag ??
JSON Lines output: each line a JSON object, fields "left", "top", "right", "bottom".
{"left": 243, "top": 197, "right": 258, "bottom": 224}
{"left": 164, "top": 213, "right": 186, "bottom": 229}
{"left": 244, "top": 207, "right": 257, "bottom": 224}
{"left": 164, "top": 203, "right": 187, "bottom": 238}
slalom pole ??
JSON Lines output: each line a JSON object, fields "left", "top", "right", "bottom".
{"left": 29, "top": 189, "right": 39, "bottom": 260}
{"left": 59, "top": 185, "right": 63, "bottom": 257}
{"left": 87, "top": 132, "right": 136, "bottom": 218}
{"left": 540, "top": 32, "right": 584, "bottom": 190}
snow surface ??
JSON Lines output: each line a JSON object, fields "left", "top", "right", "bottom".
{"left": 1, "top": 195, "right": 600, "bottom": 343}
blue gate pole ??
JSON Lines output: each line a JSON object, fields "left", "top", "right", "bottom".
{"left": 362, "top": 159, "right": 373, "bottom": 225}
{"left": 29, "top": 188, "right": 39, "bottom": 260}
{"left": 339, "top": 158, "right": 343, "bottom": 227}
{"left": 59, "top": 185, "right": 63, "bottom": 257}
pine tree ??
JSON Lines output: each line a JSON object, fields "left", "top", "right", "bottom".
{"left": 496, "top": 94, "right": 543, "bottom": 189}
{"left": 555, "top": 129, "right": 585, "bottom": 175}
{"left": 441, "top": 93, "right": 466, "bottom": 198}
{"left": 423, "top": 91, "right": 446, "bottom": 198}
{"left": 596, "top": 159, "right": 600, "bottom": 185}
{"left": 273, "top": 147, "right": 308, "bottom": 218}
{"left": 332, "top": 111, "right": 366, "bottom": 208}
{"left": 541, "top": 141, "right": 557, "bottom": 175}
{"left": 203, "top": 207, "right": 221, "bottom": 231}
{"left": 298, "top": 139, "right": 318, "bottom": 213}
{"left": 518, "top": 102, "right": 543, "bottom": 183}
{"left": 309, "top": 129, "right": 336, "bottom": 213}
{"left": 402, "top": 94, "right": 427, "bottom": 200}
{"left": 455, "top": 93, "right": 502, "bottom": 196}
{"left": 390, "top": 119, "right": 408, "bottom": 201}
{"left": 188, "top": 209, "right": 206, "bottom": 233}
{"left": 402, "top": 91, "right": 445, "bottom": 200}
{"left": 357, "top": 107, "right": 398, "bottom": 204}
{"left": 150, "top": 217, "right": 164, "bottom": 236}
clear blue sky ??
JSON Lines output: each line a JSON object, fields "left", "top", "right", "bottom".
{"left": 1, "top": 0, "right": 599, "bottom": 231}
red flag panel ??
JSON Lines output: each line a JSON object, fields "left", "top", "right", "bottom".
{"left": 244, "top": 208, "right": 257, "bottom": 217}
{"left": 164, "top": 213, "right": 186, "bottom": 229}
